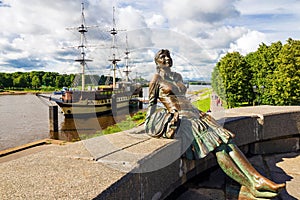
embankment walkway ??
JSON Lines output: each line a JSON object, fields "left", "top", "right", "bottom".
{"left": 0, "top": 106, "right": 299, "bottom": 199}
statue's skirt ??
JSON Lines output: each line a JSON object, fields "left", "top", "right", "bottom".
{"left": 173, "top": 110, "right": 235, "bottom": 160}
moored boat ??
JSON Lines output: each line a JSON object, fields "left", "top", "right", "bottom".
{"left": 47, "top": 3, "right": 142, "bottom": 117}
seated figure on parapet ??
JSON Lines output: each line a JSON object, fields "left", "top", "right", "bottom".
{"left": 145, "top": 49, "right": 285, "bottom": 198}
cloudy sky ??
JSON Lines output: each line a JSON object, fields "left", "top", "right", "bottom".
{"left": 0, "top": 0, "right": 300, "bottom": 81}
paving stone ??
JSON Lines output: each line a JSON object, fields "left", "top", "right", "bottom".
{"left": 272, "top": 152, "right": 300, "bottom": 175}
{"left": 275, "top": 152, "right": 300, "bottom": 200}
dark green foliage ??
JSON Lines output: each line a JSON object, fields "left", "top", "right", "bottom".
{"left": 271, "top": 38, "right": 300, "bottom": 105}
{"left": 212, "top": 38, "right": 300, "bottom": 107}
{"left": 212, "top": 52, "right": 251, "bottom": 108}
{"left": 0, "top": 71, "right": 121, "bottom": 91}
{"left": 0, "top": 71, "right": 75, "bottom": 90}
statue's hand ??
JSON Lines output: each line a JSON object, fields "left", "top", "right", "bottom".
{"left": 172, "top": 110, "right": 179, "bottom": 124}
{"left": 165, "top": 110, "right": 179, "bottom": 139}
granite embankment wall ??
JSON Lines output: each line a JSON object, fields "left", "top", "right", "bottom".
{"left": 95, "top": 106, "right": 300, "bottom": 200}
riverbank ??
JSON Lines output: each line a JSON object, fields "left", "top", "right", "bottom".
{"left": 0, "top": 91, "right": 31, "bottom": 95}
{"left": 0, "top": 90, "right": 52, "bottom": 95}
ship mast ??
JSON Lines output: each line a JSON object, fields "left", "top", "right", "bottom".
{"left": 108, "top": 7, "right": 124, "bottom": 89}
{"left": 123, "top": 35, "right": 131, "bottom": 82}
{"left": 73, "top": 3, "right": 92, "bottom": 91}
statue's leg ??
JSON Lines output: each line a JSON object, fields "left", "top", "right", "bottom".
{"left": 215, "top": 146, "right": 251, "bottom": 187}
{"left": 215, "top": 145, "right": 279, "bottom": 198}
{"left": 227, "top": 143, "right": 285, "bottom": 193}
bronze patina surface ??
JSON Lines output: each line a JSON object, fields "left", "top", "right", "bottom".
{"left": 145, "top": 49, "right": 285, "bottom": 198}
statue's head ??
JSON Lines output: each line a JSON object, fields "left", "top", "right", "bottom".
{"left": 154, "top": 49, "right": 173, "bottom": 68}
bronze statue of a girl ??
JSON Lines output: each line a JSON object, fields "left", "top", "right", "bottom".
{"left": 145, "top": 49, "right": 285, "bottom": 198}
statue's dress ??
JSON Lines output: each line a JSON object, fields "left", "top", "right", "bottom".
{"left": 145, "top": 73, "right": 234, "bottom": 159}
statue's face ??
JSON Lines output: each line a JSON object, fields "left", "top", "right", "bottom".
{"left": 156, "top": 53, "right": 173, "bottom": 68}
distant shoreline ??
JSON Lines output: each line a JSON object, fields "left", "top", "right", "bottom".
{"left": 0, "top": 91, "right": 51, "bottom": 95}
{"left": 0, "top": 91, "right": 29, "bottom": 95}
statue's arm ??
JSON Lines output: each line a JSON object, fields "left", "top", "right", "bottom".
{"left": 145, "top": 74, "right": 160, "bottom": 125}
{"left": 174, "top": 72, "right": 186, "bottom": 93}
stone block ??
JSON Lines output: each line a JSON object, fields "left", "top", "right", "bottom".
{"left": 250, "top": 137, "right": 300, "bottom": 155}
{"left": 262, "top": 112, "right": 300, "bottom": 140}
{"left": 224, "top": 116, "right": 260, "bottom": 146}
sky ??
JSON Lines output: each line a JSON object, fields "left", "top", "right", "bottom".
{"left": 0, "top": 0, "right": 300, "bottom": 81}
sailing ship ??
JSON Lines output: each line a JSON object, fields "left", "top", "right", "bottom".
{"left": 49, "top": 3, "right": 142, "bottom": 117}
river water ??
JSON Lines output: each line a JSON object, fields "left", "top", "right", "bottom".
{"left": 0, "top": 94, "right": 49, "bottom": 151}
{"left": 0, "top": 85, "right": 209, "bottom": 151}
{"left": 0, "top": 93, "right": 131, "bottom": 151}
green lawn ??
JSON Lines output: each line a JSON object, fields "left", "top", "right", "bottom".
{"left": 192, "top": 89, "right": 212, "bottom": 112}
{"left": 99, "top": 111, "right": 146, "bottom": 135}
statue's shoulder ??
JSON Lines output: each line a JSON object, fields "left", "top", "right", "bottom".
{"left": 150, "top": 73, "right": 162, "bottom": 83}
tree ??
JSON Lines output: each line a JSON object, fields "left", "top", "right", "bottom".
{"left": 13, "top": 74, "right": 28, "bottom": 88}
{"left": 213, "top": 52, "right": 251, "bottom": 108}
{"left": 63, "top": 74, "right": 75, "bottom": 87}
{"left": 213, "top": 38, "right": 299, "bottom": 107}
{"left": 55, "top": 75, "right": 64, "bottom": 88}
{"left": 42, "top": 72, "right": 56, "bottom": 86}
{"left": 245, "top": 42, "right": 283, "bottom": 105}
{"left": 270, "top": 38, "right": 300, "bottom": 105}
{"left": 31, "top": 75, "right": 41, "bottom": 89}
{"left": 211, "top": 63, "right": 226, "bottom": 100}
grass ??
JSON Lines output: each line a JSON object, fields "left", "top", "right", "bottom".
{"left": 101, "top": 111, "right": 146, "bottom": 135}
{"left": 192, "top": 88, "right": 212, "bottom": 112}
{"left": 94, "top": 111, "right": 147, "bottom": 136}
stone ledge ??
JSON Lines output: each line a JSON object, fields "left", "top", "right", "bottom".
{"left": 94, "top": 106, "right": 300, "bottom": 199}
{"left": 0, "top": 106, "right": 299, "bottom": 199}
{"left": 250, "top": 137, "right": 300, "bottom": 154}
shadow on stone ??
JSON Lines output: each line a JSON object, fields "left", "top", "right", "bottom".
{"left": 169, "top": 151, "right": 299, "bottom": 200}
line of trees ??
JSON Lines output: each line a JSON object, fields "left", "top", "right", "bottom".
{"left": 0, "top": 71, "right": 125, "bottom": 91}
{"left": 212, "top": 38, "right": 300, "bottom": 108}
{"left": 0, "top": 71, "right": 76, "bottom": 90}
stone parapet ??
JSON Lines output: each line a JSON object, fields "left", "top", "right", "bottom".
{"left": 95, "top": 106, "right": 300, "bottom": 199}
{"left": 0, "top": 106, "right": 299, "bottom": 199}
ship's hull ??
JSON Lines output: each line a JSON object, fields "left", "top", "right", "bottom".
{"left": 55, "top": 89, "right": 142, "bottom": 117}
{"left": 56, "top": 101, "right": 112, "bottom": 117}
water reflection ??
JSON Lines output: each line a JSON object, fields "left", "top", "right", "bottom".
{"left": 56, "top": 107, "right": 140, "bottom": 142}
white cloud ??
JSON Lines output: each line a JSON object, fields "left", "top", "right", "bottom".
{"left": 229, "top": 30, "right": 266, "bottom": 55}
{"left": 0, "top": 0, "right": 298, "bottom": 80}
{"left": 146, "top": 14, "right": 166, "bottom": 27}
{"left": 200, "top": 26, "right": 249, "bottom": 49}
{"left": 118, "top": 6, "right": 147, "bottom": 30}
{"left": 163, "top": 0, "right": 240, "bottom": 24}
